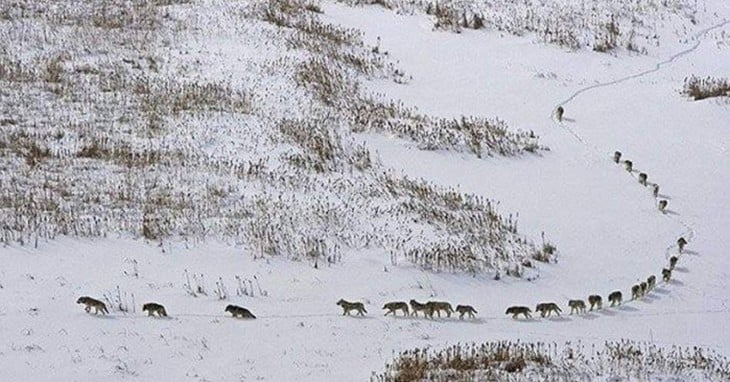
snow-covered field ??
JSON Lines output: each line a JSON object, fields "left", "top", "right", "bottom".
{"left": 1, "top": 0, "right": 729, "bottom": 380}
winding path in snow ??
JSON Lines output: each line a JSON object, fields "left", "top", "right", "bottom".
{"left": 324, "top": 2, "right": 730, "bottom": 329}
{"left": 552, "top": 18, "right": 730, "bottom": 276}
{"left": 556, "top": 19, "right": 730, "bottom": 108}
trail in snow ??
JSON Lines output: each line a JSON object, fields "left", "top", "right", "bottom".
{"left": 324, "top": 1, "right": 720, "bottom": 317}
{"left": 553, "top": 18, "right": 729, "bottom": 158}
{"left": 112, "top": 306, "right": 730, "bottom": 322}
{"left": 549, "top": 19, "right": 730, "bottom": 285}
{"left": 556, "top": 19, "right": 730, "bottom": 108}
{"left": 101, "top": 306, "right": 730, "bottom": 351}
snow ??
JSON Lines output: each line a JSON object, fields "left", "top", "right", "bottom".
{"left": 2, "top": 0, "right": 730, "bottom": 380}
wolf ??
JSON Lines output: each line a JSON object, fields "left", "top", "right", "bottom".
{"left": 662, "top": 268, "right": 672, "bottom": 282}
{"left": 631, "top": 285, "right": 642, "bottom": 300}
{"left": 624, "top": 160, "right": 633, "bottom": 172}
{"left": 613, "top": 151, "right": 622, "bottom": 163}
{"left": 677, "top": 237, "right": 687, "bottom": 253}
{"left": 225, "top": 304, "right": 256, "bottom": 319}
{"left": 640, "top": 282, "right": 648, "bottom": 296}
{"left": 337, "top": 299, "right": 366, "bottom": 316}
{"left": 568, "top": 299, "right": 586, "bottom": 315}
{"left": 638, "top": 173, "right": 648, "bottom": 186}
{"left": 142, "top": 302, "right": 167, "bottom": 317}
{"left": 588, "top": 295, "right": 602, "bottom": 311}
{"left": 652, "top": 184, "right": 660, "bottom": 198}
{"left": 669, "top": 256, "right": 678, "bottom": 271}
{"left": 658, "top": 200, "right": 668, "bottom": 213}
{"left": 382, "top": 301, "right": 409, "bottom": 316}
{"left": 505, "top": 306, "right": 532, "bottom": 319}
{"left": 556, "top": 106, "right": 564, "bottom": 121}
{"left": 77, "top": 296, "right": 108, "bottom": 315}
{"left": 647, "top": 275, "right": 656, "bottom": 290}
{"left": 608, "top": 291, "right": 622, "bottom": 306}
{"left": 409, "top": 299, "right": 429, "bottom": 317}
{"left": 455, "top": 305, "right": 477, "bottom": 319}
{"left": 425, "top": 301, "right": 454, "bottom": 318}
{"left": 535, "top": 302, "right": 561, "bottom": 317}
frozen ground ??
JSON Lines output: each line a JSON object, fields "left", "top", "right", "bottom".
{"left": 1, "top": 0, "right": 730, "bottom": 380}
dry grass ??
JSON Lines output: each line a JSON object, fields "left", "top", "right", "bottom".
{"left": 0, "top": 0, "right": 547, "bottom": 276}
{"left": 349, "top": 98, "right": 545, "bottom": 158}
{"left": 373, "top": 340, "right": 730, "bottom": 381}
{"left": 338, "top": 0, "right": 698, "bottom": 52}
{"left": 682, "top": 76, "right": 730, "bottom": 101}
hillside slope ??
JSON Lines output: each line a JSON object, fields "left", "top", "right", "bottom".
{"left": 1, "top": 0, "right": 729, "bottom": 380}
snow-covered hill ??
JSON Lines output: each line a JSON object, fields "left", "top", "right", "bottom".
{"left": 1, "top": 0, "right": 729, "bottom": 380}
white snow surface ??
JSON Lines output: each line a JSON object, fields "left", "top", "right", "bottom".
{"left": 2, "top": 1, "right": 730, "bottom": 381}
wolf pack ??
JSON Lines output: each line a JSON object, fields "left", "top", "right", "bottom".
{"left": 336, "top": 299, "right": 477, "bottom": 320}
{"left": 76, "top": 297, "right": 256, "bottom": 320}
{"left": 74, "top": 296, "right": 476, "bottom": 321}
{"left": 504, "top": 243, "right": 683, "bottom": 319}
{"left": 75, "top": 123, "right": 691, "bottom": 325}
{"left": 333, "top": 140, "right": 690, "bottom": 321}
{"left": 337, "top": 232, "right": 683, "bottom": 321}
{"left": 75, "top": 233, "right": 688, "bottom": 322}
{"left": 503, "top": 235, "right": 685, "bottom": 319}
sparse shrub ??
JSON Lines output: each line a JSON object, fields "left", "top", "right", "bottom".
{"left": 532, "top": 232, "right": 557, "bottom": 263}
{"left": 102, "top": 285, "right": 135, "bottom": 313}
{"left": 23, "top": 142, "right": 52, "bottom": 168}
{"left": 141, "top": 80, "right": 252, "bottom": 118}
{"left": 89, "top": 1, "right": 162, "bottom": 30}
{"left": 372, "top": 340, "right": 730, "bottom": 381}
{"left": 261, "top": 0, "right": 329, "bottom": 28}
{"left": 214, "top": 277, "right": 229, "bottom": 300}
{"left": 77, "top": 142, "right": 111, "bottom": 159}
{"left": 682, "top": 75, "right": 730, "bottom": 101}
{"left": 235, "top": 275, "right": 269, "bottom": 297}
{"left": 533, "top": 243, "right": 556, "bottom": 263}
{"left": 277, "top": 118, "right": 345, "bottom": 172}
{"left": 349, "top": 98, "right": 545, "bottom": 158}
{"left": 296, "top": 58, "right": 354, "bottom": 106}
{"left": 0, "top": 56, "right": 35, "bottom": 82}
{"left": 348, "top": 144, "right": 372, "bottom": 170}
{"left": 304, "top": 3, "right": 323, "bottom": 13}
{"left": 0, "top": 0, "right": 545, "bottom": 278}
{"left": 381, "top": 174, "right": 542, "bottom": 274}
{"left": 471, "top": 13, "right": 484, "bottom": 29}
{"left": 44, "top": 54, "right": 67, "bottom": 84}
{"left": 426, "top": 2, "right": 463, "bottom": 32}
{"left": 338, "top": 0, "right": 699, "bottom": 52}
{"left": 592, "top": 17, "right": 620, "bottom": 52}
